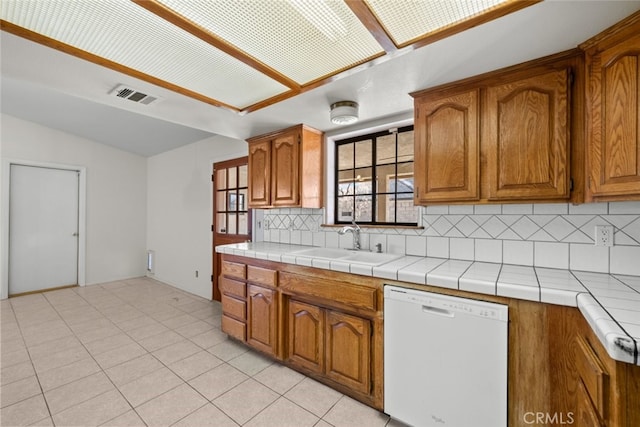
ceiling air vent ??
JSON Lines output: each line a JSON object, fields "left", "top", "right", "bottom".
{"left": 109, "top": 84, "right": 162, "bottom": 105}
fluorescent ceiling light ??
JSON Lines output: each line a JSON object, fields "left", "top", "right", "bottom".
{"left": 289, "top": 0, "right": 347, "bottom": 41}
{"left": 1, "top": 0, "right": 533, "bottom": 113}
{"left": 366, "top": 0, "right": 509, "bottom": 46}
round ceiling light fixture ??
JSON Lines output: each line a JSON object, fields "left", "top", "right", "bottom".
{"left": 330, "top": 101, "right": 359, "bottom": 125}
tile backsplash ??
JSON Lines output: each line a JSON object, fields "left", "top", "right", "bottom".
{"left": 259, "top": 202, "right": 640, "bottom": 276}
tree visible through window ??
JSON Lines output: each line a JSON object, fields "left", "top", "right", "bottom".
{"left": 335, "top": 126, "right": 417, "bottom": 225}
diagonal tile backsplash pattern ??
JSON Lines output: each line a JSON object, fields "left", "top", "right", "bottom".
{"left": 261, "top": 202, "right": 640, "bottom": 276}
{"left": 423, "top": 209, "right": 640, "bottom": 245}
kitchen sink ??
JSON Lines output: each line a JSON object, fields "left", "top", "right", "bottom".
{"left": 292, "top": 247, "right": 401, "bottom": 266}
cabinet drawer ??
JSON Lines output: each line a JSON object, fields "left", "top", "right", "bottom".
{"left": 279, "top": 272, "right": 377, "bottom": 312}
{"left": 222, "top": 315, "right": 246, "bottom": 341}
{"left": 219, "top": 277, "right": 246, "bottom": 298}
{"left": 248, "top": 266, "right": 277, "bottom": 287}
{"left": 575, "top": 336, "right": 608, "bottom": 418}
{"left": 222, "top": 261, "right": 246, "bottom": 280}
{"left": 222, "top": 295, "right": 246, "bottom": 321}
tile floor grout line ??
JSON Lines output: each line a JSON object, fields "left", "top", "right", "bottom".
{"left": 3, "top": 282, "right": 213, "bottom": 424}
{"left": 163, "top": 347, "right": 275, "bottom": 425}
{"left": 3, "top": 278, "right": 394, "bottom": 427}
{"left": 90, "top": 283, "right": 229, "bottom": 423}
{"left": 164, "top": 400, "right": 210, "bottom": 427}
{"left": 69, "top": 281, "right": 177, "bottom": 425}
{"left": 118, "top": 342, "right": 218, "bottom": 408}
{"left": 38, "top": 292, "right": 123, "bottom": 393}
{"left": 6, "top": 294, "right": 55, "bottom": 424}
{"left": 15, "top": 286, "right": 135, "bottom": 423}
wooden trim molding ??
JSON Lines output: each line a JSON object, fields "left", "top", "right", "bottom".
{"left": 344, "top": 0, "right": 398, "bottom": 53}
{"left": 9, "top": 284, "right": 78, "bottom": 298}
{"left": 579, "top": 10, "right": 640, "bottom": 51}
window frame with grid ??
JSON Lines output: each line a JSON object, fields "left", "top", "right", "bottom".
{"left": 334, "top": 125, "right": 416, "bottom": 226}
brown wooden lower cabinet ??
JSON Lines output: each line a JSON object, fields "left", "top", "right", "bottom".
{"left": 287, "top": 299, "right": 324, "bottom": 374}
{"left": 286, "top": 300, "right": 372, "bottom": 395}
{"left": 219, "top": 255, "right": 640, "bottom": 422}
{"left": 575, "top": 380, "right": 604, "bottom": 427}
{"left": 220, "top": 255, "right": 383, "bottom": 409}
{"left": 247, "top": 284, "right": 278, "bottom": 357}
{"left": 574, "top": 336, "right": 608, "bottom": 421}
{"left": 325, "top": 310, "right": 371, "bottom": 395}
{"left": 547, "top": 304, "right": 640, "bottom": 427}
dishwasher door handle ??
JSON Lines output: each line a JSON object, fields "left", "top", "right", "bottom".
{"left": 421, "top": 305, "right": 454, "bottom": 317}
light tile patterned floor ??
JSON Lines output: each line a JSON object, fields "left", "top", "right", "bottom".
{"left": 0, "top": 277, "right": 402, "bottom": 426}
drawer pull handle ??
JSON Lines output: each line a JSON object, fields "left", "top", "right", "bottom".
{"left": 422, "top": 305, "right": 454, "bottom": 317}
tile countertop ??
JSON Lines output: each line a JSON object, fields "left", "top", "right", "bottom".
{"left": 216, "top": 242, "right": 640, "bottom": 366}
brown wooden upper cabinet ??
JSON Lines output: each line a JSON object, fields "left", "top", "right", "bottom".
{"left": 412, "top": 53, "right": 577, "bottom": 205}
{"left": 247, "top": 124, "right": 324, "bottom": 209}
{"left": 582, "top": 12, "right": 640, "bottom": 201}
{"left": 414, "top": 89, "right": 480, "bottom": 203}
{"left": 485, "top": 68, "right": 570, "bottom": 200}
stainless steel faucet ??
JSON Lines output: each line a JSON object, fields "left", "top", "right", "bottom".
{"left": 338, "top": 220, "right": 361, "bottom": 250}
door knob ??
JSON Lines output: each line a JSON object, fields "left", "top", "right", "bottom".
{"left": 72, "top": 232, "right": 79, "bottom": 236}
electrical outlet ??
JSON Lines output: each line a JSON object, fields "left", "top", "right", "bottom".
{"left": 595, "top": 225, "right": 614, "bottom": 247}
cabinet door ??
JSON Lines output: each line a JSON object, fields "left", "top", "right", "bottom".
{"left": 574, "top": 337, "right": 608, "bottom": 420}
{"left": 587, "top": 33, "right": 640, "bottom": 197}
{"left": 576, "top": 380, "right": 604, "bottom": 427}
{"left": 271, "top": 130, "right": 300, "bottom": 207}
{"left": 248, "top": 139, "right": 271, "bottom": 208}
{"left": 325, "top": 310, "right": 371, "bottom": 394}
{"left": 286, "top": 300, "right": 324, "bottom": 374}
{"left": 414, "top": 89, "right": 480, "bottom": 203}
{"left": 485, "top": 69, "right": 570, "bottom": 200}
{"left": 247, "top": 284, "right": 277, "bottom": 356}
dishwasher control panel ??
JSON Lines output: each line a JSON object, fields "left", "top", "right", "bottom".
{"left": 384, "top": 285, "right": 508, "bottom": 322}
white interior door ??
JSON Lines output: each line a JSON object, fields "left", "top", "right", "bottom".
{"left": 9, "top": 165, "right": 79, "bottom": 295}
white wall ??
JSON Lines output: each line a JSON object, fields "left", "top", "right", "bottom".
{"left": 1, "top": 114, "right": 148, "bottom": 289}
{"left": 146, "top": 135, "right": 246, "bottom": 299}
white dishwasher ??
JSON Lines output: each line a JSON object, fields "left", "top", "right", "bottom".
{"left": 384, "top": 285, "right": 508, "bottom": 427}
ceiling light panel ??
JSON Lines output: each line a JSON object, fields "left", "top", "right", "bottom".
{"left": 157, "top": 0, "right": 384, "bottom": 85}
{"left": 1, "top": 0, "right": 289, "bottom": 109}
{"left": 366, "top": 0, "right": 509, "bottom": 46}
